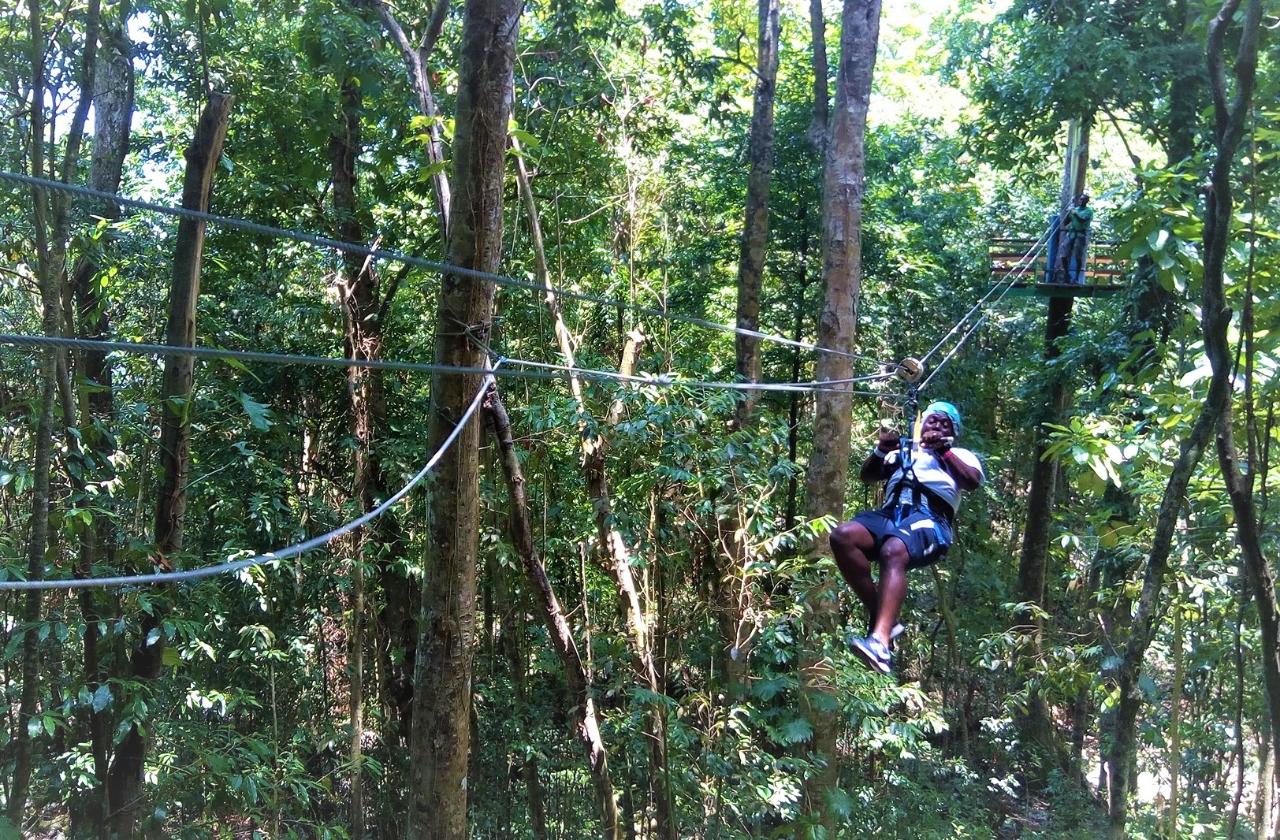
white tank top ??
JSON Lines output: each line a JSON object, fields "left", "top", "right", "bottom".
{"left": 882, "top": 446, "right": 984, "bottom": 513}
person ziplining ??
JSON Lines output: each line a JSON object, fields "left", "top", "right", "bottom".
{"left": 831, "top": 400, "right": 985, "bottom": 674}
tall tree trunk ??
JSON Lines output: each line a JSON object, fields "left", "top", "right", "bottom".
{"left": 798, "top": 0, "right": 881, "bottom": 832}
{"left": 7, "top": 1, "right": 59, "bottom": 824}
{"left": 511, "top": 134, "right": 674, "bottom": 837}
{"left": 408, "top": 0, "right": 518, "bottom": 833}
{"left": 1106, "top": 8, "right": 1262, "bottom": 835}
{"left": 717, "top": 0, "right": 781, "bottom": 698}
{"left": 68, "top": 8, "right": 134, "bottom": 832}
{"left": 1014, "top": 116, "right": 1089, "bottom": 773}
{"left": 106, "top": 92, "right": 232, "bottom": 837}
{"left": 1201, "top": 0, "right": 1278, "bottom": 779}
{"left": 733, "top": 0, "right": 780, "bottom": 425}
{"left": 807, "top": 0, "right": 829, "bottom": 151}
{"left": 485, "top": 347, "right": 621, "bottom": 834}
{"left": 329, "top": 73, "right": 379, "bottom": 839}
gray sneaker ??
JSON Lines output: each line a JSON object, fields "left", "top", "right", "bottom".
{"left": 851, "top": 635, "right": 893, "bottom": 674}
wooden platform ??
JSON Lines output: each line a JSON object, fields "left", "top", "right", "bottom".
{"left": 990, "top": 237, "right": 1128, "bottom": 297}
{"left": 1000, "top": 281, "right": 1125, "bottom": 299}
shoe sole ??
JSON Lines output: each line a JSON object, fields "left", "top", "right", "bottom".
{"left": 851, "top": 638, "right": 892, "bottom": 675}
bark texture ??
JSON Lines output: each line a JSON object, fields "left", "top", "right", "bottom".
{"left": 70, "top": 8, "right": 135, "bottom": 832}
{"left": 107, "top": 92, "right": 232, "bottom": 837}
{"left": 408, "top": 0, "right": 518, "bottom": 834}
{"left": 733, "top": 0, "right": 780, "bottom": 426}
{"left": 798, "top": 0, "right": 881, "bottom": 832}
{"left": 802, "top": 0, "right": 880, "bottom": 521}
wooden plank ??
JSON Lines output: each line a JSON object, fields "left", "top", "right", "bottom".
{"left": 992, "top": 267, "right": 1126, "bottom": 277}
{"left": 998, "top": 282, "right": 1125, "bottom": 299}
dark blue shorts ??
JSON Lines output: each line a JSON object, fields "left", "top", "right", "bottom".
{"left": 851, "top": 506, "right": 953, "bottom": 569}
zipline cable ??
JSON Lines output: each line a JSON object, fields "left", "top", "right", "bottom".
{"left": 0, "top": 170, "right": 890, "bottom": 368}
{"left": 498, "top": 354, "right": 897, "bottom": 393}
{"left": 0, "top": 363, "right": 501, "bottom": 591}
{"left": 0, "top": 333, "right": 893, "bottom": 395}
{"left": 917, "top": 230, "right": 1054, "bottom": 391}
{"left": 918, "top": 219, "right": 1057, "bottom": 367}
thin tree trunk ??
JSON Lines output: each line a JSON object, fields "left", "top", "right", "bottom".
{"left": 1227, "top": 591, "right": 1246, "bottom": 839}
{"left": 1256, "top": 722, "right": 1274, "bottom": 839}
{"left": 798, "top": 0, "right": 881, "bottom": 832}
{"left": 408, "top": 0, "right": 518, "bottom": 833}
{"left": 733, "top": 0, "right": 780, "bottom": 425}
{"left": 1015, "top": 117, "right": 1089, "bottom": 774}
{"left": 1166, "top": 589, "right": 1185, "bottom": 836}
{"left": 67, "top": 9, "right": 133, "bottom": 832}
{"left": 783, "top": 219, "right": 812, "bottom": 533}
{"left": 329, "top": 68, "right": 417, "bottom": 761}
{"left": 712, "top": 0, "right": 781, "bottom": 698}
{"left": 329, "top": 76, "right": 370, "bottom": 839}
{"left": 486, "top": 389, "right": 619, "bottom": 836}
{"left": 106, "top": 92, "right": 232, "bottom": 837}
{"left": 489, "top": 549, "right": 548, "bottom": 840}
{"left": 1106, "top": 9, "right": 1262, "bottom": 835}
{"left": 361, "top": 0, "right": 453, "bottom": 236}
{"left": 807, "top": 0, "right": 829, "bottom": 151}
{"left": 1201, "top": 0, "right": 1279, "bottom": 784}
{"left": 511, "top": 133, "right": 674, "bottom": 838}
{"left": 7, "top": 1, "right": 59, "bottom": 824}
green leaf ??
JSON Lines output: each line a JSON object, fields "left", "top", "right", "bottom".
{"left": 778, "top": 717, "right": 813, "bottom": 744}
{"left": 91, "top": 684, "right": 113, "bottom": 713}
{"left": 238, "top": 392, "right": 273, "bottom": 431}
{"left": 825, "top": 787, "right": 855, "bottom": 819}
{"left": 163, "top": 647, "right": 182, "bottom": 667}
{"left": 218, "top": 355, "right": 262, "bottom": 383}
{"left": 510, "top": 127, "right": 540, "bottom": 149}
{"left": 0, "top": 814, "right": 23, "bottom": 840}
{"left": 27, "top": 716, "right": 42, "bottom": 738}
{"left": 753, "top": 676, "right": 792, "bottom": 701}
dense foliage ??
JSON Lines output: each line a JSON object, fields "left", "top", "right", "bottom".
{"left": 0, "top": 0, "right": 1276, "bottom": 837}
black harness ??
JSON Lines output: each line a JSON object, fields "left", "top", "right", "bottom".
{"left": 882, "top": 384, "right": 956, "bottom": 526}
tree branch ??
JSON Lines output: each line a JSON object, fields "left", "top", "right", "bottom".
{"left": 420, "top": 0, "right": 450, "bottom": 59}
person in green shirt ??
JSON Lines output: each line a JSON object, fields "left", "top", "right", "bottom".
{"left": 1055, "top": 193, "right": 1093, "bottom": 283}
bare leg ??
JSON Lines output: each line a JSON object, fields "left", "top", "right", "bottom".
{"left": 830, "top": 521, "right": 878, "bottom": 625}
{"left": 871, "top": 538, "right": 910, "bottom": 646}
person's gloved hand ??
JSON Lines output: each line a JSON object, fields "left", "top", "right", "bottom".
{"left": 876, "top": 429, "right": 901, "bottom": 454}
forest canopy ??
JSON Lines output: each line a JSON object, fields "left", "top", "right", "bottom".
{"left": 0, "top": 0, "right": 1276, "bottom": 838}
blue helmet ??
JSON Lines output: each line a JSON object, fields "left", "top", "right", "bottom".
{"left": 923, "top": 400, "right": 962, "bottom": 437}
